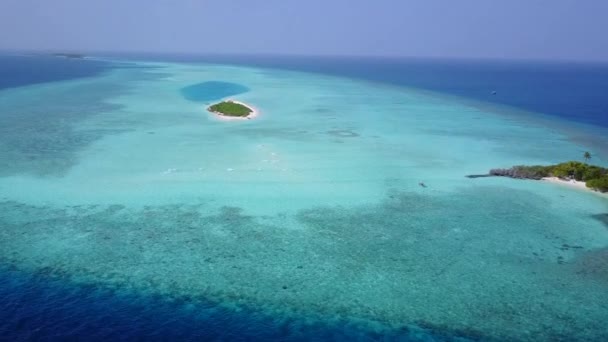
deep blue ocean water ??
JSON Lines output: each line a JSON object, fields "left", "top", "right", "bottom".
{"left": 1, "top": 52, "right": 608, "bottom": 341}
{"left": 3, "top": 53, "right": 607, "bottom": 127}
{"left": 0, "top": 54, "right": 112, "bottom": 90}
{"left": 118, "top": 53, "right": 608, "bottom": 128}
{"left": 2, "top": 266, "right": 446, "bottom": 341}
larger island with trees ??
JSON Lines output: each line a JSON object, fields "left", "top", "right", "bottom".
{"left": 467, "top": 153, "right": 608, "bottom": 193}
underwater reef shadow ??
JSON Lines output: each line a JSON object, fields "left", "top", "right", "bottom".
{"left": 591, "top": 213, "right": 608, "bottom": 228}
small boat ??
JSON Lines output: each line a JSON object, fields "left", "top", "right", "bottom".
{"left": 419, "top": 182, "right": 427, "bottom": 188}
{"left": 491, "top": 90, "right": 497, "bottom": 95}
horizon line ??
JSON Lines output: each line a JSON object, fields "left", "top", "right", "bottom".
{"left": 2, "top": 48, "right": 608, "bottom": 64}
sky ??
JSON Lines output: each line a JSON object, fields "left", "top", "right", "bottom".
{"left": 0, "top": 0, "right": 607, "bottom": 61}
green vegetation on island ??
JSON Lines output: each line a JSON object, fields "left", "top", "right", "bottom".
{"left": 469, "top": 152, "right": 608, "bottom": 193}
{"left": 208, "top": 101, "right": 253, "bottom": 117}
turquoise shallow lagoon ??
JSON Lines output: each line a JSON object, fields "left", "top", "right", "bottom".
{"left": 1, "top": 58, "right": 608, "bottom": 340}
{"left": 180, "top": 81, "right": 249, "bottom": 103}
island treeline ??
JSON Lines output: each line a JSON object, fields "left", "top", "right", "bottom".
{"left": 471, "top": 161, "right": 608, "bottom": 192}
{"left": 208, "top": 101, "right": 252, "bottom": 117}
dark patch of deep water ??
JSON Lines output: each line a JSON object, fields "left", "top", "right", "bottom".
{"left": 0, "top": 54, "right": 112, "bottom": 90}
{"left": 0, "top": 266, "right": 473, "bottom": 341}
{"left": 592, "top": 213, "right": 608, "bottom": 228}
{"left": 180, "top": 81, "right": 249, "bottom": 103}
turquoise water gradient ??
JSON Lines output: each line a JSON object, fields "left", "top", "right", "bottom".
{"left": 180, "top": 81, "right": 249, "bottom": 103}
{"left": 1, "top": 60, "right": 608, "bottom": 340}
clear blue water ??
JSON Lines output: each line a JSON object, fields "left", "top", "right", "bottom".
{"left": 180, "top": 81, "right": 250, "bottom": 103}
{"left": 112, "top": 53, "right": 608, "bottom": 128}
{"left": 0, "top": 54, "right": 112, "bottom": 90}
{"left": 1, "top": 53, "right": 608, "bottom": 341}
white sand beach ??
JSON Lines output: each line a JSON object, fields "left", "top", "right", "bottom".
{"left": 541, "top": 177, "right": 607, "bottom": 197}
{"left": 541, "top": 177, "right": 587, "bottom": 190}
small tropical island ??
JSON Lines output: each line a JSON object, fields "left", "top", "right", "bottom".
{"left": 207, "top": 100, "right": 258, "bottom": 120}
{"left": 468, "top": 152, "right": 608, "bottom": 193}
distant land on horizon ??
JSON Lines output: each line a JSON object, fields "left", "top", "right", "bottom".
{"left": 4, "top": 48, "right": 608, "bottom": 64}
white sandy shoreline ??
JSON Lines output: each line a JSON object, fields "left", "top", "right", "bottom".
{"left": 541, "top": 177, "right": 587, "bottom": 189}
{"left": 541, "top": 177, "right": 607, "bottom": 197}
{"left": 207, "top": 99, "right": 259, "bottom": 121}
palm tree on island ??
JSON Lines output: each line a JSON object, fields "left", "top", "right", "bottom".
{"left": 584, "top": 151, "right": 592, "bottom": 163}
